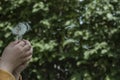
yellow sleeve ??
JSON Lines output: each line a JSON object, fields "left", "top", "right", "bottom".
{"left": 0, "top": 69, "right": 15, "bottom": 80}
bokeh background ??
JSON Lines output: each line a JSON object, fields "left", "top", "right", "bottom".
{"left": 0, "top": 0, "right": 120, "bottom": 80}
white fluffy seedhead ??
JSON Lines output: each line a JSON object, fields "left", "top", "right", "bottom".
{"left": 12, "top": 22, "right": 31, "bottom": 40}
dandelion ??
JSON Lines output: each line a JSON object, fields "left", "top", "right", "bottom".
{"left": 12, "top": 22, "right": 31, "bottom": 40}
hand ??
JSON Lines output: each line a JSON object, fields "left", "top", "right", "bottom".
{"left": 0, "top": 40, "right": 32, "bottom": 74}
{"left": 13, "top": 40, "right": 33, "bottom": 80}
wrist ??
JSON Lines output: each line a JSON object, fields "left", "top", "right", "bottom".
{"left": 0, "top": 60, "right": 13, "bottom": 73}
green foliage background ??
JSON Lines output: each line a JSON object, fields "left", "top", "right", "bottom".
{"left": 0, "top": 0, "right": 120, "bottom": 80}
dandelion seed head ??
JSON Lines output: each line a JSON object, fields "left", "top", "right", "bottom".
{"left": 12, "top": 22, "right": 31, "bottom": 40}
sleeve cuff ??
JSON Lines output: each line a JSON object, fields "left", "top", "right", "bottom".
{"left": 0, "top": 69, "right": 15, "bottom": 80}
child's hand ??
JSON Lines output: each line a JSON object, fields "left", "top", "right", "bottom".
{"left": 13, "top": 40, "right": 33, "bottom": 80}
{"left": 0, "top": 40, "right": 32, "bottom": 74}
